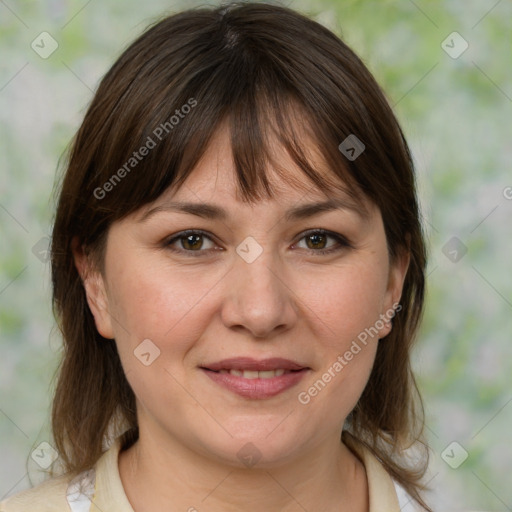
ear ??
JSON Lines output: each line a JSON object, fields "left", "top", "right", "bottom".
{"left": 378, "top": 239, "right": 411, "bottom": 339}
{"left": 72, "top": 237, "right": 115, "bottom": 339}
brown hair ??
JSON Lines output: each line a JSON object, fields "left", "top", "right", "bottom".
{"left": 49, "top": 2, "right": 430, "bottom": 509}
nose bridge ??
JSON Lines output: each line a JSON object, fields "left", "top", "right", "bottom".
{"left": 221, "top": 234, "right": 295, "bottom": 337}
{"left": 236, "top": 235, "right": 285, "bottom": 304}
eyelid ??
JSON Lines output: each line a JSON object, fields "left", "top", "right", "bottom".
{"left": 164, "top": 229, "right": 219, "bottom": 256}
{"left": 293, "top": 228, "right": 352, "bottom": 251}
{"left": 164, "top": 228, "right": 351, "bottom": 256}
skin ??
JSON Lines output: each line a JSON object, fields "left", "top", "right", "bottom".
{"left": 74, "top": 122, "right": 409, "bottom": 512}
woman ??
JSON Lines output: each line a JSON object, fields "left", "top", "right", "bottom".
{"left": 1, "top": 2, "right": 431, "bottom": 511}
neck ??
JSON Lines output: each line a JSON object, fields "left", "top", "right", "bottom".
{"left": 118, "top": 426, "right": 368, "bottom": 512}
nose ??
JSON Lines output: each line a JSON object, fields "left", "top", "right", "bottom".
{"left": 220, "top": 245, "right": 298, "bottom": 339}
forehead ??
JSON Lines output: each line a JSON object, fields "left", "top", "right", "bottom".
{"left": 136, "top": 121, "right": 372, "bottom": 221}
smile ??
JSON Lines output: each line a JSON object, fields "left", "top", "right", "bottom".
{"left": 218, "top": 368, "right": 289, "bottom": 378}
{"left": 200, "top": 357, "right": 310, "bottom": 399}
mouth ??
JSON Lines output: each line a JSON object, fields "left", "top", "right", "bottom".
{"left": 211, "top": 368, "right": 297, "bottom": 378}
{"left": 200, "top": 357, "right": 310, "bottom": 399}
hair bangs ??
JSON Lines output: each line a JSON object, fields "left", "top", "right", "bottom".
{"left": 122, "top": 63, "right": 369, "bottom": 220}
{"left": 87, "top": 7, "right": 370, "bottom": 223}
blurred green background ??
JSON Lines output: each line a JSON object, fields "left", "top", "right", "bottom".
{"left": 1, "top": 1, "right": 511, "bottom": 510}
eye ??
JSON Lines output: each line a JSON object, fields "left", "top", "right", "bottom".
{"left": 293, "top": 229, "right": 351, "bottom": 255}
{"left": 164, "top": 229, "right": 351, "bottom": 257}
{"left": 165, "top": 229, "right": 218, "bottom": 257}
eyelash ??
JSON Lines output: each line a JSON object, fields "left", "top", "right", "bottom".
{"left": 164, "top": 229, "right": 351, "bottom": 258}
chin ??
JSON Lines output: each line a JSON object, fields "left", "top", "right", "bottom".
{"left": 192, "top": 423, "right": 311, "bottom": 470}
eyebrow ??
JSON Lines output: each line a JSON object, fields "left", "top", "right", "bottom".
{"left": 137, "top": 197, "right": 369, "bottom": 223}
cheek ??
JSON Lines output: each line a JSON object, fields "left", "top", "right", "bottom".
{"left": 294, "top": 264, "right": 385, "bottom": 412}
{"left": 106, "top": 262, "right": 215, "bottom": 417}
{"left": 106, "top": 257, "right": 224, "bottom": 361}
{"left": 300, "top": 262, "right": 388, "bottom": 346}
{"left": 107, "top": 250, "right": 388, "bottom": 361}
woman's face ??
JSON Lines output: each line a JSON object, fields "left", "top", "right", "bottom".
{"left": 78, "top": 124, "right": 409, "bottom": 467}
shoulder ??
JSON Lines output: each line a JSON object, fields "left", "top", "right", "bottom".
{"left": 0, "top": 435, "right": 128, "bottom": 512}
{"left": 393, "top": 479, "right": 429, "bottom": 511}
{"left": 1, "top": 468, "right": 97, "bottom": 512}
{"left": 343, "top": 431, "right": 430, "bottom": 512}
{"left": 0, "top": 474, "right": 73, "bottom": 512}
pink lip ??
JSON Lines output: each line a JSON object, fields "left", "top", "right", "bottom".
{"left": 200, "top": 357, "right": 310, "bottom": 400}
{"left": 203, "top": 357, "right": 307, "bottom": 372}
{"left": 201, "top": 368, "right": 308, "bottom": 399}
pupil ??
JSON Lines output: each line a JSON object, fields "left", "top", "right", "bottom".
{"left": 182, "top": 233, "right": 327, "bottom": 251}
{"left": 308, "top": 233, "right": 326, "bottom": 249}
{"left": 185, "top": 234, "right": 202, "bottom": 250}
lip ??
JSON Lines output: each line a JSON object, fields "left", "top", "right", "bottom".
{"left": 202, "top": 357, "right": 307, "bottom": 372}
{"left": 200, "top": 357, "right": 310, "bottom": 400}
{"left": 201, "top": 368, "right": 309, "bottom": 399}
